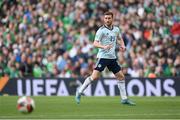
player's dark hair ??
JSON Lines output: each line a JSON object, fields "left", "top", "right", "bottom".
{"left": 104, "top": 11, "right": 113, "bottom": 18}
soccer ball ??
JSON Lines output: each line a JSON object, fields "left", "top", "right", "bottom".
{"left": 17, "top": 96, "right": 35, "bottom": 113}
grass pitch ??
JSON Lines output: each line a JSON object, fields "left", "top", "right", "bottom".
{"left": 0, "top": 96, "right": 180, "bottom": 119}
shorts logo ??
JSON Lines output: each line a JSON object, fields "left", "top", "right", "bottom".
{"left": 98, "top": 64, "right": 102, "bottom": 68}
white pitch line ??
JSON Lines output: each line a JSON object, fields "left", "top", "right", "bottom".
{"left": 0, "top": 113, "right": 180, "bottom": 118}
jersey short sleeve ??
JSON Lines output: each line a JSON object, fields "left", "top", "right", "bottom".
{"left": 117, "top": 27, "right": 122, "bottom": 39}
{"left": 94, "top": 28, "right": 103, "bottom": 42}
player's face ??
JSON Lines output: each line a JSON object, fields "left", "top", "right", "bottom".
{"left": 104, "top": 15, "right": 113, "bottom": 26}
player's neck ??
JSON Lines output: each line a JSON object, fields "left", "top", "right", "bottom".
{"left": 104, "top": 24, "right": 113, "bottom": 30}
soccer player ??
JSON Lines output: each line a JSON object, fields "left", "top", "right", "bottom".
{"left": 75, "top": 11, "right": 135, "bottom": 105}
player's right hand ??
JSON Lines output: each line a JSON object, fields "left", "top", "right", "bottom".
{"left": 103, "top": 44, "right": 113, "bottom": 50}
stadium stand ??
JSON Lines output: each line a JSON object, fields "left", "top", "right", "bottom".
{"left": 0, "top": 0, "right": 179, "bottom": 78}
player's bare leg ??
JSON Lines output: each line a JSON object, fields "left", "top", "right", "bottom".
{"left": 75, "top": 70, "right": 100, "bottom": 104}
{"left": 115, "top": 71, "right": 136, "bottom": 106}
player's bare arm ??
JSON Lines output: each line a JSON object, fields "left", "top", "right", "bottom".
{"left": 93, "top": 40, "right": 113, "bottom": 50}
{"left": 117, "top": 37, "right": 126, "bottom": 52}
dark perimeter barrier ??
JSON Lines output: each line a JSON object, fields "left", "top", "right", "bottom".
{"left": 0, "top": 77, "right": 180, "bottom": 96}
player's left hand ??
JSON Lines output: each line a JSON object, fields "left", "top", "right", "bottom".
{"left": 120, "top": 46, "right": 126, "bottom": 52}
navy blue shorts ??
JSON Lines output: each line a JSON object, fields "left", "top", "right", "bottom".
{"left": 94, "top": 58, "right": 121, "bottom": 74}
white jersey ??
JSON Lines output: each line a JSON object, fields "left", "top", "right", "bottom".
{"left": 94, "top": 25, "right": 122, "bottom": 59}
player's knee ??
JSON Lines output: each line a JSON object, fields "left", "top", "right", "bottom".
{"left": 119, "top": 75, "right": 125, "bottom": 80}
{"left": 120, "top": 73, "right": 125, "bottom": 80}
{"left": 116, "top": 72, "right": 125, "bottom": 80}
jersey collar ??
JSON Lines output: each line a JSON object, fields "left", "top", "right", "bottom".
{"left": 104, "top": 25, "right": 114, "bottom": 31}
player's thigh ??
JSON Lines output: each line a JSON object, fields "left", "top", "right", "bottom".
{"left": 94, "top": 58, "right": 107, "bottom": 72}
{"left": 107, "top": 59, "right": 121, "bottom": 74}
{"left": 91, "top": 70, "right": 101, "bottom": 80}
{"left": 114, "top": 70, "right": 125, "bottom": 80}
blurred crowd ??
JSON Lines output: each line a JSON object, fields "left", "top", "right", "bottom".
{"left": 0, "top": 0, "right": 179, "bottom": 78}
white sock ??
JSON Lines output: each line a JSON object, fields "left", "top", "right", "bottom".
{"left": 117, "top": 80, "right": 127, "bottom": 100}
{"left": 78, "top": 76, "right": 93, "bottom": 94}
